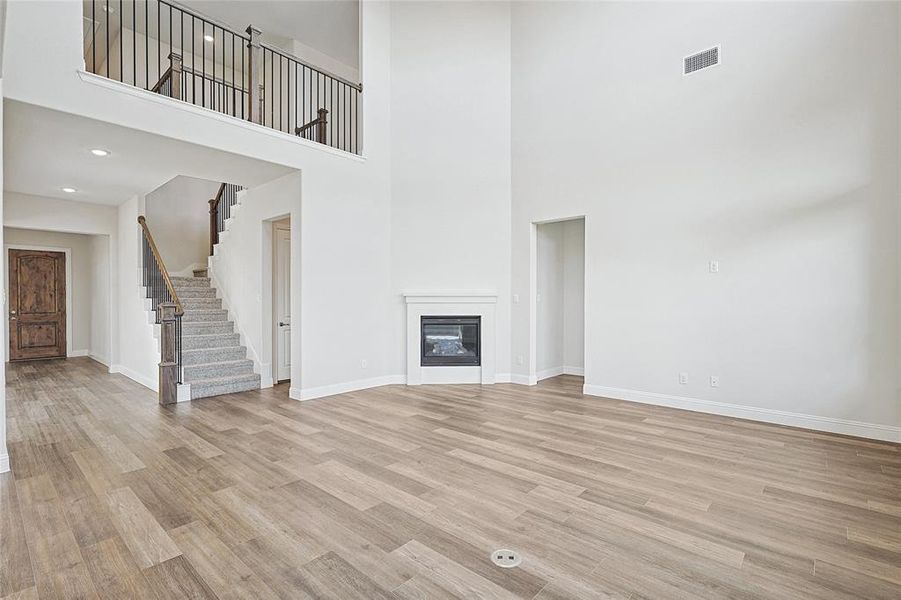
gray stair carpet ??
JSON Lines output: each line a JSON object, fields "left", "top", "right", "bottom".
{"left": 171, "top": 275, "right": 261, "bottom": 400}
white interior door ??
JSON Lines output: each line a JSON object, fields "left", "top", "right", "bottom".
{"left": 274, "top": 226, "right": 291, "bottom": 382}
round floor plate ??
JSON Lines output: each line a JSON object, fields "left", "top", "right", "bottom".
{"left": 491, "top": 549, "right": 522, "bottom": 568}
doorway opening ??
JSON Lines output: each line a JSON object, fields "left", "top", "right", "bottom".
{"left": 272, "top": 218, "right": 291, "bottom": 383}
{"left": 535, "top": 217, "right": 585, "bottom": 382}
{"left": 4, "top": 228, "right": 113, "bottom": 365}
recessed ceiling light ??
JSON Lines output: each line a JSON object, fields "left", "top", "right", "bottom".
{"left": 61, "top": 187, "right": 77, "bottom": 193}
{"left": 90, "top": 148, "right": 110, "bottom": 157}
{"left": 204, "top": 34, "right": 214, "bottom": 42}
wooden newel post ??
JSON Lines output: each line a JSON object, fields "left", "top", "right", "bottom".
{"left": 316, "top": 108, "right": 328, "bottom": 143}
{"left": 158, "top": 302, "right": 179, "bottom": 406}
{"left": 208, "top": 198, "right": 218, "bottom": 256}
{"left": 168, "top": 52, "right": 183, "bottom": 100}
{"left": 246, "top": 25, "right": 263, "bottom": 124}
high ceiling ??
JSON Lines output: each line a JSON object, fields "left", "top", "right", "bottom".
{"left": 178, "top": 0, "right": 360, "bottom": 69}
{"left": 3, "top": 101, "right": 292, "bottom": 206}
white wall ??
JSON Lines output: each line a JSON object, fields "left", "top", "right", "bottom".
{"left": 537, "top": 221, "right": 564, "bottom": 375}
{"left": 389, "top": 1, "right": 512, "bottom": 379}
{"left": 0, "top": 78, "right": 6, "bottom": 473}
{"left": 4, "top": 227, "right": 99, "bottom": 357}
{"left": 511, "top": 1, "right": 901, "bottom": 437}
{"left": 114, "top": 194, "right": 159, "bottom": 389}
{"left": 145, "top": 175, "right": 220, "bottom": 275}
{"left": 563, "top": 218, "right": 585, "bottom": 372}
{"left": 89, "top": 233, "right": 111, "bottom": 364}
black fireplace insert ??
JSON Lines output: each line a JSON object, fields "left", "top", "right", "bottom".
{"left": 420, "top": 316, "right": 481, "bottom": 366}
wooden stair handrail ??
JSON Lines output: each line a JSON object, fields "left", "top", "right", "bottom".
{"left": 137, "top": 216, "right": 184, "bottom": 316}
{"left": 209, "top": 183, "right": 227, "bottom": 256}
{"left": 295, "top": 108, "right": 328, "bottom": 143}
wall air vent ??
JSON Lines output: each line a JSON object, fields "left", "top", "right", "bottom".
{"left": 683, "top": 46, "right": 720, "bottom": 76}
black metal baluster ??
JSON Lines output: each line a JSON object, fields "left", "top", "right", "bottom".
{"left": 105, "top": 0, "right": 110, "bottom": 77}
{"left": 145, "top": 0, "right": 148, "bottom": 87}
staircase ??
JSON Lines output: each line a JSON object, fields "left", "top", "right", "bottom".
{"left": 172, "top": 272, "right": 261, "bottom": 399}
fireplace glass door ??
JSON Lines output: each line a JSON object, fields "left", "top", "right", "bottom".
{"left": 420, "top": 316, "right": 481, "bottom": 366}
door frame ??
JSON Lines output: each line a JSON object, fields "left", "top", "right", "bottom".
{"left": 271, "top": 219, "right": 291, "bottom": 383}
{"left": 4, "top": 244, "right": 74, "bottom": 361}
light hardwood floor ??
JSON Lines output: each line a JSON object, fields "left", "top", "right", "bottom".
{"left": 2, "top": 357, "right": 901, "bottom": 599}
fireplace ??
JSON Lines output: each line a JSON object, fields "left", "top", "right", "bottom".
{"left": 420, "top": 316, "right": 481, "bottom": 367}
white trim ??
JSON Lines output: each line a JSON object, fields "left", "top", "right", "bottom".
{"left": 68, "top": 349, "right": 90, "bottom": 357}
{"left": 0, "top": 453, "right": 9, "bottom": 474}
{"left": 89, "top": 352, "right": 110, "bottom": 367}
{"left": 109, "top": 363, "right": 157, "bottom": 391}
{"left": 564, "top": 366, "right": 584, "bottom": 376}
{"left": 583, "top": 384, "right": 901, "bottom": 443}
{"left": 77, "top": 70, "right": 367, "bottom": 162}
{"left": 537, "top": 366, "right": 564, "bottom": 381}
{"left": 4, "top": 244, "right": 73, "bottom": 360}
{"left": 176, "top": 384, "right": 191, "bottom": 403}
{"left": 404, "top": 294, "right": 498, "bottom": 385}
{"left": 495, "top": 373, "right": 512, "bottom": 383}
{"left": 293, "top": 375, "right": 405, "bottom": 401}
{"left": 509, "top": 373, "right": 536, "bottom": 386}
{"left": 402, "top": 291, "right": 498, "bottom": 304}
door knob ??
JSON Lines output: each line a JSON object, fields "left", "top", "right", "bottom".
{"left": 279, "top": 321, "right": 289, "bottom": 327}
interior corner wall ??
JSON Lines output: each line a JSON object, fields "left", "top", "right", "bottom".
{"left": 536, "top": 221, "right": 564, "bottom": 376}
{"left": 562, "top": 218, "right": 585, "bottom": 373}
{"left": 389, "top": 1, "right": 513, "bottom": 378}
{"left": 89, "top": 233, "right": 111, "bottom": 365}
{"left": 114, "top": 194, "right": 159, "bottom": 389}
{"left": 145, "top": 176, "right": 221, "bottom": 276}
{"left": 0, "top": 77, "right": 7, "bottom": 473}
{"left": 511, "top": 1, "right": 901, "bottom": 434}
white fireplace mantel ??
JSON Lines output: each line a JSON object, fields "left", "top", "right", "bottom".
{"left": 403, "top": 291, "right": 497, "bottom": 385}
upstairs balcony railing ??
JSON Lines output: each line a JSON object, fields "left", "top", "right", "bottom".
{"left": 84, "top": 0, "right": 362, "bottom": 154}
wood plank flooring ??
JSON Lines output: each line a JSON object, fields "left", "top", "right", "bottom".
{"left": 2, "top": 357, "right": 901, "bottom": 599}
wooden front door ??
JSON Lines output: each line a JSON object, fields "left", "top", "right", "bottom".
{"left": 9, "top": 249, "right": 67, "bottom": 361}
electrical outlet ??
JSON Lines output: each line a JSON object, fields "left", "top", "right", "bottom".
{"left": 709, "top": 260, "right": 720, "bottom": 273}
{"left": 709, "top": 375, "right": 719, "bottom": 388}
{"left": 516, "top": 355, "right": 524, "bottom": 366}
{"left": 361, "top": 359, "right": 368, "bottom": 369}
{"left": 679, "top": 372, "right": 689, "bottom": 385}
{"left": 513, "top": 294, "right": 520, "bottom": 304}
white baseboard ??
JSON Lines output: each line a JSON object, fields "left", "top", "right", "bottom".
{"left": 68, "top": 349, "right": 90, "bottom": 358}
{"left": 537, "top": 366, "right": 564, "bottom": 381}
{"left": 583, "top": 384, "right": 901, "bottom": 443}
{"left": 537, "top": 366, "right": 584, "bottom": 381}
{"left": 0, "top": 453, "right": 9, "bottom": 474}
{"left": 89, "top": 353, "right": 110, "bottom": 367}
{"left": 109, "top": 364, "right": 157, "bottom": 392}
{"left": 495, "top": 373, "right": 512, "bottom": 383}
{"left": 176, "top": 384, "right": 191, "bottom": 403}
{"left": 295, "top": 375, "right": 405, "bottom": 401}
{"left": 509, "top": 373, "right": 536, "bottom": 386}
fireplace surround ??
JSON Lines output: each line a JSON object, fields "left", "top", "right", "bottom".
{"left": 403, "top": 291, "right": 497, "bottom": 385}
